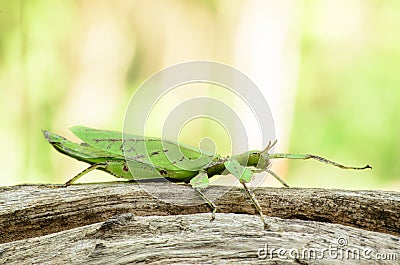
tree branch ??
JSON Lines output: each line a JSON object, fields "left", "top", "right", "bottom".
{"left": 0, "top": 182, "right": 398, "bottom": 245}
{"left": 1, "top": 213, "right": 399, "bottom": 264}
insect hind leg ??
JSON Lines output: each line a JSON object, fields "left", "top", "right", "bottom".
{"left": 65, "top": 163, "right": 106, "bottom": 186}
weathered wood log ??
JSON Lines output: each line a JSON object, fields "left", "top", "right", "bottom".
{"left": 0, "top": 183, "right": 398, "bottom": 244}
{"left": 0, "top": 183, "right": 399, "bottom": 264}
{"left": 0, "top": 213, "right": 399, "bottom": 264}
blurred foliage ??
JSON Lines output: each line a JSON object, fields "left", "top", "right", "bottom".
{"left": 0, "top": 0, "right": 76, "bottom": 184}
{"left": 288, "top": 0, "right": 400, "bottom": 190}
{"left": 0, "top": 0, "right": 398, "bottom": 190}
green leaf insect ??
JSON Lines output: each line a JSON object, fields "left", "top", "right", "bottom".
{"left": 43, "top": 126, "right": 371, "bottom": 229}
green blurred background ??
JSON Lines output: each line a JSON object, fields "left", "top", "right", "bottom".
{"left": 0, "top": 0, "right": 398, "bottom": 190}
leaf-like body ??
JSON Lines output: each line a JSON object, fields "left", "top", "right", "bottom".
{"left": 43, "top": 130, "right": 198, "bottom": 182}
{"left": 224, "top": 159, "right": 254, "bottom": 183}
{"left": 70, "top": 126, "right": 216, "bottom": 171}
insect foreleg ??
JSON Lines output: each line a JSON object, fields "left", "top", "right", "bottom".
{"left": 224, "top": 159, "right": 270, "bottom": 228}
{"left": 251, "top": 168, "right": 289, "bottom": 188}
{"left": 266, "top": 169, "right": 289, "bottom": 187}
{"left": 65, "top": 163, "right": 107, "bottom": 186}
{"left": 241, "top": 181, "right": 269, "bottom": 229}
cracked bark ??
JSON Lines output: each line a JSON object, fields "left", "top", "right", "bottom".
{"left": 0, "top": 183, "right": 399, "bottom": 264}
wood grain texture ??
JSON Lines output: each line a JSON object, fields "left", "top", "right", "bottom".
{"left": 0, "top": 182, "right": 399, "bottom": 245}
{"left": 1, "top": 183, "right": 399, "bottom": 264}
{"left": 1, "top": 213, "right": 399, "bottom": 264}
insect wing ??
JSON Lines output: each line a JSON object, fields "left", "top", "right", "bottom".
{"left": 43, "top": 130, "right": 124, "bottom": 163}
{"left": 70, "top": 126, "right": 215, "bottom": 171}
{"left": 70, "top": 126, "right": 125, "bottom": 156}
{"left": 123, "top": 138, "right": 215, "bottom": 171}
{"left": 107, "top": 160, "right": 167, "bottom": 181}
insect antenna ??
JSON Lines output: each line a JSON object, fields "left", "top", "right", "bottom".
{"left": 269, "top": 153, "right": 371, "bottom": 170}
{"left": 261, "top": 139, "right": 278, "bottom": 154}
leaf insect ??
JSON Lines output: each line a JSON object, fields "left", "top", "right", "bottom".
{"left": 43, "top": 126, "right": 371, "bottom": 228}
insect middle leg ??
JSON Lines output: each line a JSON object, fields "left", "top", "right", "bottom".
{"left": 190, "top": 171, "right": 216, "bottom": 221}
{"left": 194, "top": 188, "right": 217, "bottom": 221}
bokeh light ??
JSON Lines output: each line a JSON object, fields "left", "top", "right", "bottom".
{"left": 0, "top": 0, "right": 398, "bottom": 190}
